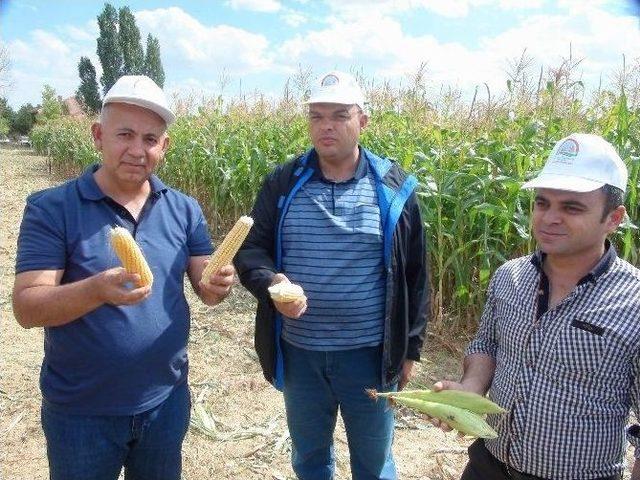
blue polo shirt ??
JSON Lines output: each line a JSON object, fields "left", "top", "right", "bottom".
{"left": 15, "top": 164, "right": 213, "bottom": 415}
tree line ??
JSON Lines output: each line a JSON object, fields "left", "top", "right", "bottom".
{"left": 77, "top": 3, "right": 165, "bottom": 114}
{"left": 0, "top": 3, "right": 165, "bottom": 137}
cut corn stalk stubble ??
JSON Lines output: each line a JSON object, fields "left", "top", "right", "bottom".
{"left": 110, "top": 227, "right": 154, "bottom": 288}
{"left": 201, "top": 216, "right": 254, "bottom": 283}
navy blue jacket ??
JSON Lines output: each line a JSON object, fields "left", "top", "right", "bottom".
{"left": 235, "top": 147, "right": 429, "bottom": 390}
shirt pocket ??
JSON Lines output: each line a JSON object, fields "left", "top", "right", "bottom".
{"left": 553, "top": 323, "right": 609, "bottom": 376}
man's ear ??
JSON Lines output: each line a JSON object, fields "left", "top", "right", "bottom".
{"left": 359, "top": 113, "right": 369, "bottom": 129}
{"left": 91, "top": 122, "right": 103, "bottom": 151}
{"left": 606, "top": 205, "right": 627, "bottom": 234}
{"left": 161, "top": 135, "right": 170, "bottom": 155}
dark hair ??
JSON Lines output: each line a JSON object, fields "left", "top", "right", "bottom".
{"left": 601, "top": 184, "right": 625, "bottom": 221}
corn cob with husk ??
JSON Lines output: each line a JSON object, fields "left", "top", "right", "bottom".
{"left": 367, "top": 388, "right": 504, "bottom": 438}
{"left": 268, "top": 282, "right": 305, "bottom": 303}
{"left": 110, "top": 227, "right": 154, "bottom": 288}
{"left": 373, "top": 389, "right": 506, "bottom": 414}
{"left": 201, "top": 216, "right": 253, "bottom": 283}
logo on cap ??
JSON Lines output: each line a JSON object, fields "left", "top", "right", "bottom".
{"left": 557, "top": 138, "right": 579, "bottom": 157}
{"left": 321, "top": 74, "right": 339, "bottom": 87}
{"left": 551, "top": 138, "right": 579, "bottom": 165}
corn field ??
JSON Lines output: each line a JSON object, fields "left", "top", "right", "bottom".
{"left": 29, "top": 58, "right": 640, "bottom": 329}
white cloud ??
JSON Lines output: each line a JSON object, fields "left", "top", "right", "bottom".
{"left": 60, "top": 20, "right": 98, "bottom": 43}
{"left": 6, "top": 26, "right": 100, "bottom": 107}
{"left": 135, "top": 7, "right": 274, "bottom": 75}
{"left": 321, "top": 0, "right": 545, "bottom": 19}
{"left": 282, "top": 10, "right": 307, "bottom": 27}
{"left": 275, "top": 4, "right": 640, "bottom": 98}
{"left": 226, "top": 0, "right": 282, "bottom": 13}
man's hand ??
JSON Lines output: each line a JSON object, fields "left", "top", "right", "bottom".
{"left": 270, "top": 273, "right": 307, "bottom": 319}
{"left": 398, "top": 359, "right": 415, "bottom": 391}
{"left": 199, "top": 264, "right": 235, "bottom": 305}
{"left": 427, "top": 380, "right": 479, "bottom": 433}
{"left": 96, "top": 267, "right": 151, "bottom": 305}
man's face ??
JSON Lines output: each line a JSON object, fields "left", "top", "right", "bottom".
{"left": 308, "top": 103, "right": 367, "bottom": 163}
{"left": 532, "top": 188, "right": 624, "bottom": 257}
{"left": 91, "top": 103, "right": 169, "bottom": 186}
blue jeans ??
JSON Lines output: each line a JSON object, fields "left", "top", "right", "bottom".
{"left": 41, "top": 381, "right": 190, "bottom": 480}
{"left": 282, "top": 340, "right": 397, "bottom": 480}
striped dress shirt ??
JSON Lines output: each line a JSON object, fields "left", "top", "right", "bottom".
{"left": 467, "top": 244, "right": 640, "bottom": 479}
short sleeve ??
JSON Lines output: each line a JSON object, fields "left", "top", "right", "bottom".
{"left": 465, "top": 273, "right": 499, "bottom": 359}
{"left": 15, "top": 198, "right": 66, "bottom": 273}
{"left": 187, "top": 201, "right": 214, "bottom": 257}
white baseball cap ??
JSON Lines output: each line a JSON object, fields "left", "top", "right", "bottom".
{"left": 306, "top": 70, "right": 366, "bottom": 109}
{"left": 103, "top": 75, "right": 175, "bottom": 125}
{"left": 522, "top": 133, "right": 628, "bottom": 193}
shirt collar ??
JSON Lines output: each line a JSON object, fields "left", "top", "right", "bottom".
{"left": 530, "top": 239, "right": 617, "bottom": 284}
{"left": 77, "top": 163, "right": 168, "bottom": 201}
{"left": 308, "top": 147, "right": 367, "bottom": 182}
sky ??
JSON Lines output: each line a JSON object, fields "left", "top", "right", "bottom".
{"left": 1, "top": 0, "right": 640, "bottom": 109}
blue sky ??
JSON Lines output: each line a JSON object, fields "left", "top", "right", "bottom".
{"left": 1, "top": 0, "right": 639, "bottom": 109}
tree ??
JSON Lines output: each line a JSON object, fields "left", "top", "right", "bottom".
{"left": 89, "top": 4, "right": 166, "bottom": 95}
{"left": 76, "top": 57, "right": 102, "bottom": 114}
{"left": 13, "top": 104, "right": 36, "bottom": 135}
{"left": 0, "top": 44, "right": 11, "bottom": 93}
{"left": 144, "top": 34, "right": 165, "bottom": 87}
{"left": 38, "top": 85, "right": 63, "bottom": 124}
{"left": 0, "top": 97, "right": 13, "bottom": 136}
{"left": 97, "top": 3, "right": 122, "bottom": 94}
{"left": 119, "top": 7, "right": 145, "bottom": 75}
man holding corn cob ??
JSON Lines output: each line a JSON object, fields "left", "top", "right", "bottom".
{"left": 435, "top": 134, "right": 640, "bottom": 480}
{"left": 12, "top": 75, "right": 234, "bottom": 480}
{"left": 235, "top": 70, "right": 429, "bottom": 479}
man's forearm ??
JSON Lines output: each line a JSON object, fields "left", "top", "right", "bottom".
{"left": 632, "top": 459, "right": 640, "bottom": 480}
{"left": 13, "top": 277, "right": 104, "bottom": 328}
{"left": 461, "top": 353, "right": 496, "bottom": 395}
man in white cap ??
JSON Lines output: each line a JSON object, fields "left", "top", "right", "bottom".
{"left": 13, "top": 75, "right": 235, "bottom": 480}
{"left": 433, "top": 133, "right": 640, "bottom": 480}
{"left": 236, "top": 70, "right": 429, "bottom": 479}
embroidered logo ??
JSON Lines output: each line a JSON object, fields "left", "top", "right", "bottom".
{"left": 321, "top": 74, "right": 339, "bottom": 87}
{"left": 551, "top": 138, "right": 579, "bottom": 165}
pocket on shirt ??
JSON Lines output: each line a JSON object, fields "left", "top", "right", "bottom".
{"left": 553, "top": 324, "right": 610, "bottom": 375}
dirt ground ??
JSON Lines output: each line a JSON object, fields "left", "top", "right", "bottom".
{"left": 0, "top": 148, "right": 635, "bottom": 479}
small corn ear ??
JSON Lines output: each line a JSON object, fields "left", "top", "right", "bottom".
{"left": 110, "top": 227, "right": 153, "bottom": 288}
{"left": 268, "top": 282, "right": 305, "bottom": 303}
{"left": 201, "top": 216, "right": 253, "bottom": 283}
{"left": 374, "top": 389, "right": 505, "bottom": 414}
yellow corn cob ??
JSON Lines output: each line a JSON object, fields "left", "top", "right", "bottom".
{"left": 110, "top": 227, "right": 153, "bottom": 287}
{"left": 201, "top": 216, "right": 254, "bottom": 282}
{"left": 268, "top": 282, "right": 305, "bottom": 303}
{"left": 373, "top": 389, "right": 506, "bottom": 414}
